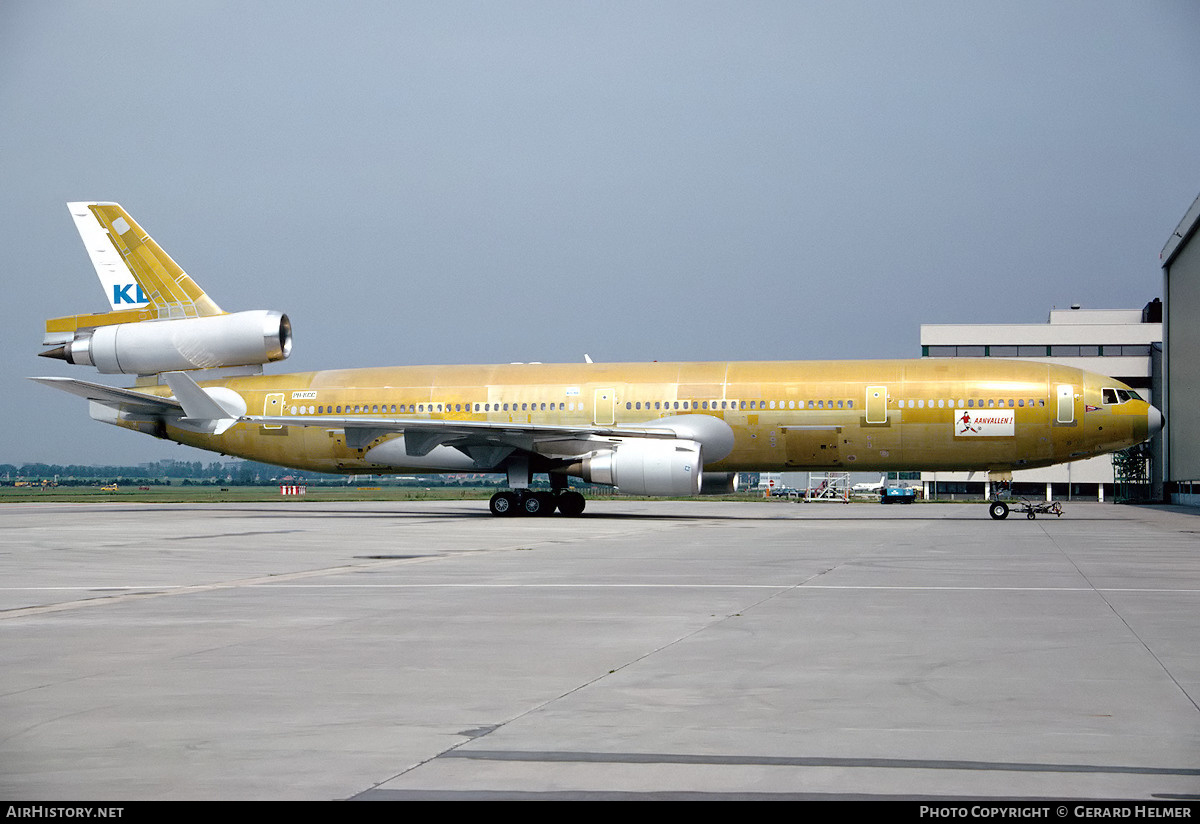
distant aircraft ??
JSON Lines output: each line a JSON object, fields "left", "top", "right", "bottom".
{"left": 851, "top": 474, "right": 887, "bottom": 494}
{"left": 35, "top": 203, "right": 1163, "bottom": 519}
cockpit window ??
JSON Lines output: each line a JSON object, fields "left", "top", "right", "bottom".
{"left": 1103, "top": 388, "right": 1143, "bottom": 404}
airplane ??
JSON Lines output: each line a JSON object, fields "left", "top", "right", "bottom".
{"left": 34, "top": 202, "right": 1164, "bottom": 520}
{"left": 850, "top": 474, "right": 888, "bottom": 494}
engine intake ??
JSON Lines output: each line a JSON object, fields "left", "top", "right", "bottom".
{"left": 46, "top": 310, "right": 291, "bottom": 375}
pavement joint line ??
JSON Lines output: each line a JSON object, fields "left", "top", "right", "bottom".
{"left": 4, "top": 584, "right": 1199, "bottom": 592}
{"left": 0, "top": 553, "right": 449, "bottom": 620}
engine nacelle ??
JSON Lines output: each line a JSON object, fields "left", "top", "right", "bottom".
{"left": 58, "top": 310, "right": 292, "bottom": 375}
{"left": 574, "top": 438, "right": 703, "bottom": 497}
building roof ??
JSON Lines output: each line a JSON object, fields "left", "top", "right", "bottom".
{"left": 1162, "top": 191, "right": 1200, "bottom": 269}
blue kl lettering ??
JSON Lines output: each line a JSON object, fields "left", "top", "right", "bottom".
{"left": 112, "top": 284, "right": 148, "bottom": 304}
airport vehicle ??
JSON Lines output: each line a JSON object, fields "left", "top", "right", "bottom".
{"left": 34, "top": 203, "right": 1164, "bottom": 518}
{"left": 1000, "top": 498, "right": 1064, "bottom": 520}
{"left": 880, "top": 486, "right": 917, "bottom": 504}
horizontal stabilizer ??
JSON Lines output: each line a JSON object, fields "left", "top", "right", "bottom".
{"left": 30, "top": 376, "right": 182, "bottom": 414}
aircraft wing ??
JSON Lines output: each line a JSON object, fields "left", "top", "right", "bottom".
{"left": 30, "top": 376, "right": 183, "bottom": 415}
{"left": 241, "top": 413, "right": 685, "bottom": 459}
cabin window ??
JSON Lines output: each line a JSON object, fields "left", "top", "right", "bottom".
{"left": 988, "top": 399, "right": 996, "bottom": 407}
{"left": 968, "top": 399, "right": 975, "bottom": 408}
{"left": 847, "top": 400, "right": 854, "bottom": 409}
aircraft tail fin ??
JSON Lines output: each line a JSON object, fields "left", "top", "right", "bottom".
{"left": 46, "top": 202, "right": 224, "bottom": 344}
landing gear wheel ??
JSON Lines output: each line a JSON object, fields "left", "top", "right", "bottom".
{"left": 1027, "top": 511, "right": 1036, "bottom": 520}
{"left": 988, "top": 501, "right": 1009, "bottom": 520}
{"left": 522, "top": 492, "right": 554, "bottom": 517}
{"left": 489, "top": 491, "right": 518, "bottom": 517}
{"left": 556, "top": 490, "right": 586, "bottom": 517}
{"left": 531, "top": 491, "right": 556, "bottom": 516}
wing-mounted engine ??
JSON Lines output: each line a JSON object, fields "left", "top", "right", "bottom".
{"left": 41, "top": 310, "right": 292, "bottom": 375}
{"left": 571, "top": 439, "right": 704, "bottom": 496}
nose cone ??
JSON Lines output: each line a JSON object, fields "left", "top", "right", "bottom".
{"left": 1148, "top": 405, "right": 1165, "bottom": 437}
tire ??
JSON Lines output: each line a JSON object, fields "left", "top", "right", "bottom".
{"left": 522, "top": 493, "right": 548, "bottom": 516}
{"left": 1027, "top": 511, "right": 1035, "bottom": 520}
{"left": 533, "top": 491, "right": 556, "bottom": 516}
{"left": 489, "top": 491, "right": 518, "bottom": 517}
{"left": 988, "top": 501, "right": 1009, "bottom": 520}
{"left": 556, "top": 490, "right": 586, "bottom": 517}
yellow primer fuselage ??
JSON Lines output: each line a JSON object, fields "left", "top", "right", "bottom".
{"left": 144, "top": 357, "right": 1152, "bottom": 475}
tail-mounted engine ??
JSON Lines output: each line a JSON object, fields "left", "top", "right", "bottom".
{"left": 40, "top": 310, "right": 292, "bottom": 375}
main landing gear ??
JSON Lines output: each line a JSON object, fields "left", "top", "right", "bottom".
{"left": 988, "top": 501, "right": 1009, "bottom": 520}
{"left": 488, "top": 489, "right": 587, "bottom": 517}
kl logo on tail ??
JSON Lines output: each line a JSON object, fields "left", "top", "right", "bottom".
{"left": 112, "top": 283, "right": 148, "bottom": 305}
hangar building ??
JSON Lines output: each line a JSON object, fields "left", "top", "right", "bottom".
{"left": 1161, "top": 193, "right": 1200, "bottom": 506}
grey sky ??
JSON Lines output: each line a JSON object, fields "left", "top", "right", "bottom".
{"left": 2, "top": 1, "right": 1198, "bottom": 465}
